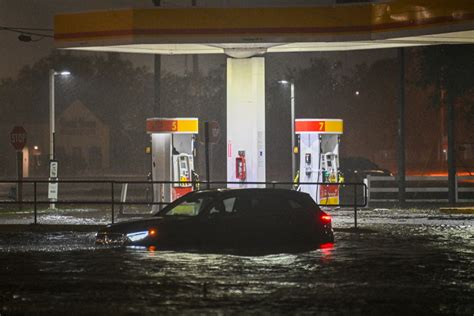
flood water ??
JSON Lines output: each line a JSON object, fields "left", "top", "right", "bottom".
{"left": 0, "top": 209, "right": 472, "bottom": 315}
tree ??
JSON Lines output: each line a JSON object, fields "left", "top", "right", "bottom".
{"left": 414, "top": 44, "right": 474, "bottom": 203}
{"left": 339, "top": 59, "right": 399, "bottom": 162}
{"left": 0, "top": 51, "right": 154, "bottom": 176}
{"left": 415, "top": 45, "right": 474, "bottom": 114}
{"left": 266, "top": 57, "right": 340, "bottom": 181}
{"left": 159, "top": 61, "right": 227, "bottom": 180}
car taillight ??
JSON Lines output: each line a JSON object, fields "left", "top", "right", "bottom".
{"left": 148, "top": 228, "right": 157, "bottom": 236}
{"left": 319, "top": 211, "right": 332, "bottom": 223}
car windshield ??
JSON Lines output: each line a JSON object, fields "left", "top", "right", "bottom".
{"left": 156, "top": 193, "right": 214, "bottom": 217}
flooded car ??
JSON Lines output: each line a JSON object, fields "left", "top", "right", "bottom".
{"left": 96, "top": 188, "right": 334, "bottom": 251}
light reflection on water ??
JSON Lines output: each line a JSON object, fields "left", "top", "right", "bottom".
{"left": 0, "top": 211, "right": 472, "bottom": 315}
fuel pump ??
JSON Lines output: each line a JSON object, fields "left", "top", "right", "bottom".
{"left": 235, "top": 150, "right": 247, "bottom": 181}
{"left": 173, "top": 153, "right": 194, "bottom": 187}
{"left": 146, "top": 118, "right": 199, "bottom": 211}
{"left": 295, "top": 119, "right": 343, "bottom": 205}
{"left": 304, "top": 153, "right": 312, "bottom": 176}
{"left": 321, "top": 153, "right": 339, "bottom": 183}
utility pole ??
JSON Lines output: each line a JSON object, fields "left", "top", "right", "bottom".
{"left": 290, "top": 82, "right": 295, "bottom": 182}
{"left": 447, "top": 92, "right": 456, "bottom": 204}
{"left": 397, "top": 48, "right": 406, "bottom": 206}
{"left": 192, "top": 0, "right": 199, "bottom": 78}
{"left": 153, "top": 0, "right": 161, "bottom": 116}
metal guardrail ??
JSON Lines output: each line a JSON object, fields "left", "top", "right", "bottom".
{"left": 0, "top": 179, "right": 367, "bottom": 228}
{"left": 364, "top": 175, "right": 474, "bottom": 205}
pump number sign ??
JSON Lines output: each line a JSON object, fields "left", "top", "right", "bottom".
{"left": 295, "top": 119, "right": 343, "bottom": 134}
{"left": 146, "top": 118, "right": 198, "bottom": 134}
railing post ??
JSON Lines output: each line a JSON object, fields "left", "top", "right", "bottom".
{"left": 353, "top": 183, "right": 358, "bottom": 229}
{"left": 111, "top": 182, "right": 115, "bottom": 224}
{"left": 119, "top": 183, "right": 128, "bottom": 215}
{"left": 204, "top": 121, "right": 210, "bottom": 190}
{"left": 364, "top": 182, "right": 368, "bottom": 207}
{"left": 364, "top": 176, "right": 370, "bottom": 207}
{"left": 34, "top": 181, "right": 37, "bottom": 224}
{"left": 455, "top": 174, "right": 458, "bottom": 203}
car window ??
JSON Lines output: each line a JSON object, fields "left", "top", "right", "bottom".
{"left": 233, "top": 194, "right": 310, "bottom": 214}
{"left": 204, "top": 192, "right": 312, "bottom": 216}
{"left": 161, "top": 196, "right": 209, "bottom": 216}
{"left": 209, "top": 197, "right": 236, "bottom": 214}
{"left": 233, "top": 196, "right": 252, "bottom": 213}
{"left": 207, "top": 194, "right": 253, "bottom": 216}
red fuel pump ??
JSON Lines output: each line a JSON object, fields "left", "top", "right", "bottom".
{"left": 235, "top": 150, "right": 247, "bottom": 181}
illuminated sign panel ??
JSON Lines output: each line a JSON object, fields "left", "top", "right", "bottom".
{"left": 295, "top": 119, "right": 343, "bottom": 134}
{"left": 146, "top": 118, "right": 198, "bottom": 134}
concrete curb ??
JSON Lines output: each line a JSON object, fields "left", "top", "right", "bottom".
{"left": 439, "top": 207, "right": 474, "bottom": 214}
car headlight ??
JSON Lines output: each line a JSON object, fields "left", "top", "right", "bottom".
{"left": 126, "top": 231, "right": 149, "bottom": 242}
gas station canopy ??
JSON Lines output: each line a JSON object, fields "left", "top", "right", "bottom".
{"left": 55, "top": 0, "right": 474, "bottom": 56}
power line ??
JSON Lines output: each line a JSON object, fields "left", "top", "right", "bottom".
{"left": 0, "top": 26, "right": 54, "bottom": 39}
{"left": 0, "top": 26, "right": 53, "bottom": 32}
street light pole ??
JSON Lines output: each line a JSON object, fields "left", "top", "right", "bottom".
{"left": 48, "top": 69, "right": 70, "bottom": 209}
{"left": 49, "top": 69, "right": 56, "bottom": 209}
{"left": 49, "top": 69, "right": 55, "bottom": 161}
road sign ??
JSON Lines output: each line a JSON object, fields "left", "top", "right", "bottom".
{"left": 48, "top": 180, "right": 58, "bottom": 200}
{"left": 49, "top": 160, "right": 59, "bottom": 178}
{"left": 48, "top": 160, "right": 59, "bottom": 203}
{"left": 10, "top": 126, "right": 27, "bottom": 151}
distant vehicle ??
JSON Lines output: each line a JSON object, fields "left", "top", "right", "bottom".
{"left": 340, "top": 157, "right": 393, "bottom": 182}
{"left": 96, "top": 188, "right": 334, "bottom": 251}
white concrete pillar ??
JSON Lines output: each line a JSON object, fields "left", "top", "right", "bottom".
{"left": 151, "top": 133, "right": 171, "bottom": 210}
{"left": 226, "top": 57, "right": 266, "bottom": 187}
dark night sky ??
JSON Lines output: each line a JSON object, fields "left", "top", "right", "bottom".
{"left": 0, "top": 0, "right": 396, "bottom": 81}
{"left": 0, "top": 0, "right": 153, "bottom": 79}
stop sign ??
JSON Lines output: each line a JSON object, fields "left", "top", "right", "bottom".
{"left": 10, "top": 126, "right": 27, "bottom": 151}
